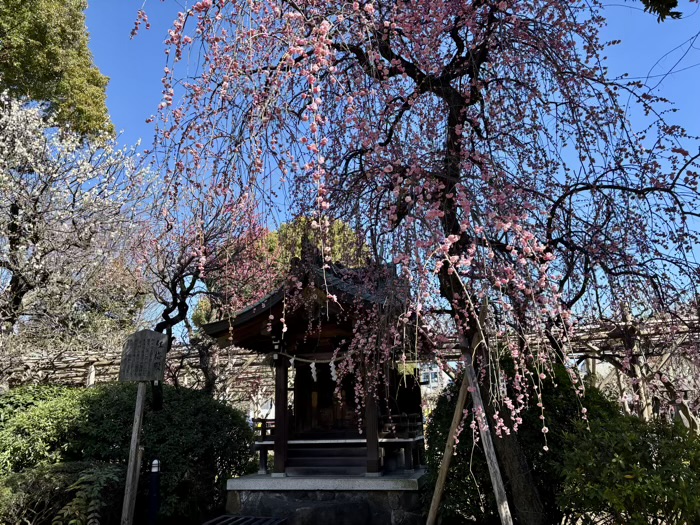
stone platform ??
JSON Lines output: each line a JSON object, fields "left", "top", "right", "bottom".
{"left": 226, "top": 470, "right": 427, "bottom": 525}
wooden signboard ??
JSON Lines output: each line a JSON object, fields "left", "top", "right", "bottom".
{"left": 119, "top": 330, "right": 167, "bottom": 383}
{"left": 119, "top": 330, "right": 167, "bottom": 525}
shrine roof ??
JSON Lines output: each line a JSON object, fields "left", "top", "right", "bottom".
{"left": 201, "top": 262, "right": 405, "bottom": 343}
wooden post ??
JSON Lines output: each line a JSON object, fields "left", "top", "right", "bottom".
{"left": 86, "top": 363, "right": 96, "bottom": 387}
{"left": 118, "top": 330, "right": 167, "bottom": 525}
{"left": 258, "top": 447, "right": 269, "bottom": 474}
{"left": 257, "top": 418, "right": 269, "bottom": 474}
{"left": 121, "top": 381, "right": 147, "bottom": 525}
{"left": 365, "top": 394, "right": 380, "bottom": 475}
{"left": 273, "top": 354, "right": 289, "bottom": 476}
{"left": 403, "top": 441, "right": 414, "bottom": 471}
{"left": 427, "top": 299, "right": 512, "bottom": 525}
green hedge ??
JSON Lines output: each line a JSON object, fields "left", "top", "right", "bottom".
{"left": 424, "top": 365, "right": 700, "bottom": 524}
{"left": 0, "top": 383, "right": 254, "bottom": 524}
{"left": 0, "top": 384, "right": 68, "bottom": 427}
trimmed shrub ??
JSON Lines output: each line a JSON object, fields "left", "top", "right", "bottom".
{"left": 0, "top": 383, "right": 254, "bottom": 524}
{"left": 560, "top": 417, "right": 700, "bottom": 524}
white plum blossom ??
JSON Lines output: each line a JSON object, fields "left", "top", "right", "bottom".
{"left": 0, "top": 93, "right": 146, "bottom": 336}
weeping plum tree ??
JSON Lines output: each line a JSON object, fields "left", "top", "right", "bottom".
{"left": 149, "top": 0, "right": 700, "bottom": 521}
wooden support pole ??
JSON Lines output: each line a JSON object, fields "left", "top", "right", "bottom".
{"left": 427, "top": 300, "right": 512, "bottom": 525}
{"left": 464, "top": 360, "right": 512, "bottom": 524}
{"left": 121, "top": 381, "right": 147, "bottom": 525}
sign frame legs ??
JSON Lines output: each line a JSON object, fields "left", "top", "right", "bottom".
{"left": 121, "top": 381, "right": 147, "bottom": 525}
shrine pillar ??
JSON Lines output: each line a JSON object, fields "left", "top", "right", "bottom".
{"left": 365, "top": 394, "right": 380, "bottom": 475}
{"left": 273, "top": 353, "right": 289, "bottom": 476}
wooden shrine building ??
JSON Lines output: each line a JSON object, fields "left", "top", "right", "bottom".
{"left": 202, "top": 260, "right": 425, "bottom": 478}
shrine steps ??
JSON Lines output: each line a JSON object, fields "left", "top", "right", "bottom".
{"left": 285, "top": 445, "right": 367, "bottom": 476}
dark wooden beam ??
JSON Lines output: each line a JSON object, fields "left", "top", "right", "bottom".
{"left": 273, "top": 353, "right": 289, "bottom": 476}
{"left": 365, "top": 394, "right": 380, "bottom": 475}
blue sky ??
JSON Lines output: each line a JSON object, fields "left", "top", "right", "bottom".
{"left": 85, "top": 1, "right": 181, "bottom": 148}
{"left": 85, "top": 2, "right": 700, "bottom": 149}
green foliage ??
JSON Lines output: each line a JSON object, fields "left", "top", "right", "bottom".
{"left": 424, "top": 375, "right": 495, "bottom": 524}
{"left": 192, "top": 296, "right": 214, "bottom": 328}
{"left": 201, "top": 217, "right": 369, "bottom": 322}
{"left": 560, "top": 418, "right": 700, "bottom": 524}
{"left": 0, "top": 461, "right": 122, "bottom": 525}
{"left": 271, "top": 217, "right": 368, "bottom": 271}
{"left": 0, "top": 388, "right": 84, "bottom": 473}
{"left": 636, "top": 0, "right": 682, "bottom": 21}
{"left": 0, "top": 384, "right": 68, "bottom": 428}
{"left": 424, "top": 365, "right": 699, "bottom": 524}
{"left": 515, "top": 367, "right": 620, "bottom": 523}
{"left": 424, "top": 366, "right": 602, "bottom": 523}
{"left": 0, "top": 0, "right": 112, "bottom": 135}
{"left": 0, "top": 383, "right": 254, "bottom": 524}
{"left": 51, "top": 463, "right": 123, "bottom": 525}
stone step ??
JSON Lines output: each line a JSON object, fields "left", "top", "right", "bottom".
{"left": 203, "top": 516, "right": 288, "bottom": 525}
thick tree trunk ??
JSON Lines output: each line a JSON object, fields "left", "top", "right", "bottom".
{"left": 427, "top": 300, "right": 512, "bottom": 525}
{"left": 437, "top": 273, "right": 546, "bottom": 524}
{"left": 429, "top": 20, "right": 546, "bottom": 521}
{"left": 1, "top": 273, "right": 28, "bottom": 330}
{"left": 2, "top": 202, "right": 31, "bottom": 331}
{"left": 475, "top": 318, "right": 546, "bottom": 524}
{"left": 483, "top": 400, "right": 546, "bottom": 525}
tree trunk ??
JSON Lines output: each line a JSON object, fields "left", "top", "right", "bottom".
{"left": 472, "top": 320, "right": 546, "bottom": 524}
{"left": 427, "top": 300, "right": 512, "bottom": 525}
{"left": 197, "top": 340, "right": 218, "bottom": 397}
{"left": 2, "top": 202, "right": 31, "bottom": 330}
{"left": 483, "top": 400, "right": 546, "bottom": 525}
{"left": 436, "top": 274, "right": 545, "bottom": 523}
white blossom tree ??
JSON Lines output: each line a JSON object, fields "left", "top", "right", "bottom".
{"left": 0, "top": 93, "right": 147, "bottom": 382}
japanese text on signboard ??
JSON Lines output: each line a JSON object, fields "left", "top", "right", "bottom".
{"left": 119, "top": 330, "right": 167, "bottom": 382}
